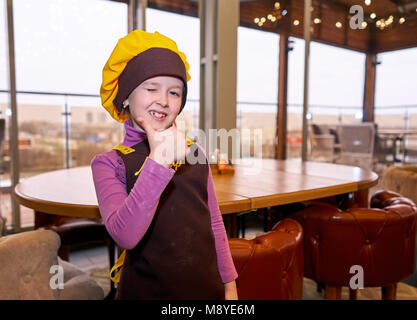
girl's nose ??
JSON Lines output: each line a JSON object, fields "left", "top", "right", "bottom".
{"left": 157, "top": 92, "right": 168, "bottom": 107}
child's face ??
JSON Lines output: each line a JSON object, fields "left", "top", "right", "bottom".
{"left": 127, "top": 75, "right": 183, "bottom": 131}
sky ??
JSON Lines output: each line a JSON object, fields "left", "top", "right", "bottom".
{"left": 1, "top": 0, "right": 416, "bottom": 113}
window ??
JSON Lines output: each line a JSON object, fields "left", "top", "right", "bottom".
{"left": 7, "top": 0, "right": 128, "bottom": 229}
{"left": 375, "top": 47, "right": 417, "bottom": 160}
{"left": 375, "top": 47, "right": 417, "bottom": 130}
{"left": 287, "top": 38, "right": 366, "bottom": 158}
{"left": 309, "top": 41, "right": 365, "bottom": 124}
{"left": 237, "top": 27, "right": 278, "bottom": 159}
{"left": 146, "top": 7, "right": 200, "bottom": 132}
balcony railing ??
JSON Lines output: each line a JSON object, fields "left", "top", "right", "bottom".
{"left": 1, "top": 88, "right": 416, "bottom": 231}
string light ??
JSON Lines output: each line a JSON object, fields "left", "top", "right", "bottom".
{"left": 253, "top": 2, "right": 287, "bottom": 28}
{"left": 253, "top": 4, "right": 407, "bottom": 30}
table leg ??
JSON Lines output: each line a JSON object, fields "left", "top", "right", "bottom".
{"left": 353, "top": 189, "right": 369, "bottom": 208}
{"left": 224, "top": 214, "right": 238, "bottom": 238}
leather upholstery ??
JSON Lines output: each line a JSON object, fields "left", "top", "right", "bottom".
{"left": 229, "top": 218, "right": 303, "bottom": 300}
{"left": 289, "top": 191, "right": 417, "bottom": 288}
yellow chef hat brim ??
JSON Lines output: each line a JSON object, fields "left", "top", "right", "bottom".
{"left": 100, "top": 30, "right": 191, "bottom": 122}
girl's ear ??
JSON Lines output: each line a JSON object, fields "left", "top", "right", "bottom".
{"left": 120, "top": 99, "right": 130, "bottom": 118}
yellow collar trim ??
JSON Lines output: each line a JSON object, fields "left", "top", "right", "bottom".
{"left": 112, "top": 144, "right": 135, "bottom": 155}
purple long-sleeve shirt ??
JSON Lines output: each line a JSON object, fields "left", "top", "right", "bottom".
{"left": 91, "top": 120, "right": 237, "bottom": 284}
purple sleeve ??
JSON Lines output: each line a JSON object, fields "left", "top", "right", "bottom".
{"left": 91, "top": 152, "right": 175, "bottom": 250}
{"left": 206, "top": 157, "right": 238, "bottom": 283}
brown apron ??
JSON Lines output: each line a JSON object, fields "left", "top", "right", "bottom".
{"left": 114, "top": 140, "right": 224, "bottom": 300}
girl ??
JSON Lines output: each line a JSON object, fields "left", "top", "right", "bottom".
{"left": 92, "top": 30, "right": 238, "bottom": 300}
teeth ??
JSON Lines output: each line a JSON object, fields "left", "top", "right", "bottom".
{"left": 150, "top": 111, "right": 166, "bottom": 118}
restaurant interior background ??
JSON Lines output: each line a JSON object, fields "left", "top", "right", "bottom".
{"left": 1, "top": 0, "right": 417, "bottom": 300}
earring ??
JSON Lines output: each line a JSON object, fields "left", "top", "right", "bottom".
{"left": 122, "top": 102, "right": 129, "bottom": 109}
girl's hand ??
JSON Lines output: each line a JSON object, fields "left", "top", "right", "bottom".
{"left": 136, "top": 117, "right": 189, "bottom": 168}
{"left": 224, "top": 281, "right": 238, "bottom": 300}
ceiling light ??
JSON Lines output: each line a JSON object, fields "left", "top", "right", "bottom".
{"left": 370, "top": 13, "right": 376, "bottom": 19}
{"left": 336, "top": 22, "right": 342, "bottom": 28}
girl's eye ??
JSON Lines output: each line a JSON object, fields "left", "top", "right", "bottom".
{"left": 146, "top": 88, "right": 156, "bottom": 92}
{"left": 170, "top": 91, "right": 180, "bottom": 97}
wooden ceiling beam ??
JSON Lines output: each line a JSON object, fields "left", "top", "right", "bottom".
{"left": 110, "top": 0, "right": 417, "bottom": 53}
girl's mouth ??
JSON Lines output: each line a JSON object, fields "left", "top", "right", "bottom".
{"left": 149, "top": 110, "right": 167, "bottom": 121}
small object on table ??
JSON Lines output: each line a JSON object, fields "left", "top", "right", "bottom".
{"left": 210, "top": 160, "right": 235, "bottom": 175}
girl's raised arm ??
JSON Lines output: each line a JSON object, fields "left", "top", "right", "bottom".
{"left": 91, "top": 152, "right": 175, "bottom": 249}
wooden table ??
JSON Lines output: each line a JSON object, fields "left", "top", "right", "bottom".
{"left": 14, "top": 159, "right": 378, "bottom": 222}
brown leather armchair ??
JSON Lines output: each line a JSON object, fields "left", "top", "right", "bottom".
{"left": 289, "top": 190, "right": 417, "bottom": 300}
{"left": 228, "top": 218, "right": 304, "bottom": 300}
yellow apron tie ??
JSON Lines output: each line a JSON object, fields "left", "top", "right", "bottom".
{"left": 110, "top": 138, "right": 196, "bottom": 283}
{"left": 110, "top": 249, "right": 126, "bottom": 283}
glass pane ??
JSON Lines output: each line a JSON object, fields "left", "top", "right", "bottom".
{"left": 309, "top": 41, "right": 365, "bottom": 124}
{"left": 0, "top": 0, "right": 7, "bottom": 90}
{"left": 10, "top": 0, "right": 128, "bottom": 230}
{"left": 237, "top": 27, "right": 278, "bottom": 159}
{"left": 287, "top": 37, "right": 305, "bottom": 158}
{"left": 69, "top": 96, "right": 124, "bottom": 168}
{"left": 287, "top": 38, "right": 366, "bottom": 159}
{"left": 13, "top": 0, "right": 127, "bottom": 93}
{"left": 375, "top": 47, "right": 417, "bottom": 163}
{"left": 17, "top": 93, "right": 64, "bottom": 178}
{"left": 146, "top": 7, "right": 200, "bottom": 133}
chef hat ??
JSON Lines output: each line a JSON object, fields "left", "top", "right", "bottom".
{"left": 100, "top": 30, "right": 191, "bottom": 122}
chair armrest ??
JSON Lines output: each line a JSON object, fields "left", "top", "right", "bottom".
{"left": 0, "top": 230, "right": 61, "bottom": 299}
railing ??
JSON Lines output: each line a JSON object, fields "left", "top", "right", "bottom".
{"left": 1, "top": 89, "right": 416, "bottom": 230}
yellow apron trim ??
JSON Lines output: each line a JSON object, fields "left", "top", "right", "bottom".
{"left": 168, "top": 138, "right": 195, "bottom": 171}
{"left": 134, "top": 157, "right": 149, "bottom": 176}
{"left": 110, "top": 249, "right": 126, "bottom": 283}
{"left": 109, "top": 138, "right": 196, "bottom": 283}
{"left": 113, "top": 144, "right": 136, "bottom": 155}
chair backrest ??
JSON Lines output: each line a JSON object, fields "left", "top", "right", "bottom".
{"left": 338, "top": 122, "right": 375, "bottom": 155}
{"left": 228, "top": 219, "right": 304, "bottom": 300}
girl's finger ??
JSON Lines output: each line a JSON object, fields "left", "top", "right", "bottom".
{"left": 136, "top": 117, "right": 155, "bottom": 136}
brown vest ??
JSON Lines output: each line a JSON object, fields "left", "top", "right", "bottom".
{"left": 115, "top": 140, "right": 224, "bottom": 300}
